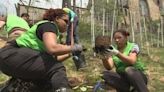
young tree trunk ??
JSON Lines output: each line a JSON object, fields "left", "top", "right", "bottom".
{"left": 143, "top": 16, "right": 150, "bottom": 55}
{"left": 139, "top": 16, "right": 143, "bottom": 49}
{"left": 111, "top": 0, "right": 117, "bottom": 42}
{"left": 102, "top": 8, "right": 105, "bottom": 36}
{"left": 129, "top": 11, "right": 135, "bottom": 42}
{"left": 91, "top": 0, "right": 95, "bottom": 56}
{"left": 161, "top": 16, "right": 164, "bottom": 47}
{"left": 157, "top": 25, "right": 160, "bottom": 47}
{"left": 73, "top": 0, "right": 76, "bottom": 12}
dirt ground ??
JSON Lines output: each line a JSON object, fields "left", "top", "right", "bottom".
{"left": 0, "top": 38, "right": 164, "bottom": 92}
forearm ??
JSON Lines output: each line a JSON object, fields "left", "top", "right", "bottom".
{"left": 116, "top": 52, "right": 136, "bottom": 65}
{"left": 43, "top": 32, "right": 72, "bottom": 55}
{"left": 43, "top": 32, "right": 82, "bottom": 56}
{"left": 56, "top": 53, "right": 71, "bottom": 62}
{"left": 47, "top": 44, "right": 72, "bottom": 55}
{"left": 102, "top": 58, "right": 114, "bottom": 70}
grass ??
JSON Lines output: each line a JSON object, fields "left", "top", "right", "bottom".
{"left": 0, "top": 47, "right": 163, "bottom": 92}
{"left": 0, "top": 22, "right": 164, "bottom": 92}
{"left": 65, "top": 22, "right": 164, "bottom": 91}
{"left": 63, "top": 47, "right": 164, "bottom": 92}
{"left": 144, "top": 48, "right": 164, "bottom": 92}
{"left": 0, "top": 73, "right": 9, "bottom": 87}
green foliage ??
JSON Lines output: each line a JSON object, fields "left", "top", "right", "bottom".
{"left": 75, "top": 19, "right": 164, "bottom": 91}
{"left": 138, "top": 47, "right": 164, "bottom": 91}
{"left": 0, "top": 2, "right": 163, "bottom": 90}
{"left": 78, "top": 21, "right": 91, "bottom": 44}
{"left": 0, "top": 73, "right": 9, "bottom": 87}
{"left": 160, "top": 9, "right": 164, "bottom": 16}
{"left": 145, "top": 19, "right": 160, "bottom": 32}
{"left": 94, "top": 0, "right": 115, "bottom": 13}
{"left": 87, "top": 0, "right": 115, "bottom": 18}
{"left": 0, "top": 73, "right": 8, "bottom": 82}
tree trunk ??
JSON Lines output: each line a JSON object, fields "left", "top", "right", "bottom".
{"left": 73, "top": 0, "right": 76, "bottom": 12}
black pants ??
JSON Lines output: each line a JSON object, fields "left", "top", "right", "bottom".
{"left": 66, "top": 16, "right": 79, "bottom": 45}
{"left": 0, "top": 44, "right": 70, "bottom": 90}
{"left": 102, "top": 67, "right": 148, "bottom": 92}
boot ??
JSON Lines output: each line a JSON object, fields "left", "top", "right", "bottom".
{"left": 72, "top": 51, "right": 86, "bottom": 71}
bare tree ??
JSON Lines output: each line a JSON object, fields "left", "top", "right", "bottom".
{"left": 19, "top": 0, "right": 32, "bottom": 13}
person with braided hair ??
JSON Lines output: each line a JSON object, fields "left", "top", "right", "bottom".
{"left": 0, "top": 8, "right": 84, "bottom": 92}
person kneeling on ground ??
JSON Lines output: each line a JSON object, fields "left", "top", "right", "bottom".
{"left": 0, "top": 3, "right": 30, "bottom": 39}
{"left": 0, "top": 8, "right": 84, "bottom": 92}
{"left": 94, "top": 29, "right": 149, "bottom": 92}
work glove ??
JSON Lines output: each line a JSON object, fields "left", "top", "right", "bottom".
{"left": 93, "top": 47, "right": 111, "bottom": 59}
{"left": 106, "top": 45, "right": 119, "bottom": 55}
{"left": 71, "top": 44, "right": 83, "bottom": 52}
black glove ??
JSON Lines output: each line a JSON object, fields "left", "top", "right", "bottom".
{"left": 93, "top": 45, "right": 114, "bottom": 59}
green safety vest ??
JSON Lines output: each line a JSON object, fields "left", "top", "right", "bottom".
{"left": 16, "top": 20, "right": 60, "bottom": 52}
{"left": 113, "top": 42, "right": 145, "bottom": 73}
{"left": 6, "top": 15, "right": 30, "bottom": 33}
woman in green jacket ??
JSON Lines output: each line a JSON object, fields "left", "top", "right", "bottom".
{"left": 0, "top": 8, "right": 83, "bottom": 92}
{"left": 101, "top": 29, "right": 148, "bottom": 92}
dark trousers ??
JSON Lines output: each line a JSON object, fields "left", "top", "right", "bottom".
{"left": 66, "top": 16, "right": 79, "bottom": 45}
{"left": 65, "top": 17, "right": 86, "bottom": 70}
{"left": 0, "top": 44, "right": 70, "bottom": 90}
{"left": 102, "top": 67, "right": 148, "bottom": 92}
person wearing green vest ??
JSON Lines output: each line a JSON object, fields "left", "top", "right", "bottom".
{"left": 0, "top": 8, "right": 83, "bottom": 92}
{"left": 99, "top": 29, "right": 148, "bottom": 92}
{"left": 63, "top": 7, "right": 86, "bottom": 71}
{"left": 62, "top": 7, "right": 78, "bottom": 45}
{"left": 0, "top": 3, "right": 30, "bottom": 39}
{"left": 21, "top": 13, "right": 30, "bottom": 23}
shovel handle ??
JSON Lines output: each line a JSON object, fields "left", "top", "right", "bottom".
{"left": 71, "top": 22, "right": 74, "bottom": 46}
